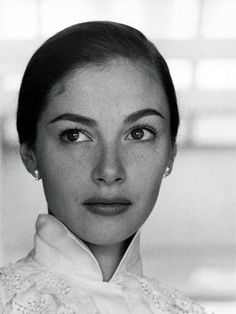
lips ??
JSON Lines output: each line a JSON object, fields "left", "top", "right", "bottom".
{"left": 83, "top": 197, "right": 132, "bottom": 216}
{"left": 83, "top": 197, "right": 132, "bottom": 205}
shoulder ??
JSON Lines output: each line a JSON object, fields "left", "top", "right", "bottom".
{"left": 0, "top": 259, "right": 46, "bottom": 313}
{"left": 137, "top": 276, "right": 211, "bottom": 314}
{"left": 0, "top": 261, "right": 99, "bottom": 314}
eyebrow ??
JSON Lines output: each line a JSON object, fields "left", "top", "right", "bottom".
{"left": 48, "top": 113, "right": 97, "bottom": 127}
{"left": 124, "top": 108, "right": 165, "bottom": 124}
{"left": 48, "top": 108, "right": 165, "bottom": 127}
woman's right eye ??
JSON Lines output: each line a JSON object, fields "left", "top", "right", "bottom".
{"left": 60, "top": 129, "right": 92, "bottom": 143}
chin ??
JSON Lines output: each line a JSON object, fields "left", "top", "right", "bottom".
{"left": 78, "top": 228, "right": 135, "bottom": 247}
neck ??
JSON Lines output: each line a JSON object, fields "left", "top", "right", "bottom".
{"left": 85, "top": 237, "right": 132, "bottom": 282}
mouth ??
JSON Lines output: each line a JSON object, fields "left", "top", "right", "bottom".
{"left": 83, "top": 197, "right": 132, "bottom": 216}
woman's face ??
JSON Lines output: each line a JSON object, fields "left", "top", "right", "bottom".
{"left": 33, "top": 59, "right": 174, "bottom": 245}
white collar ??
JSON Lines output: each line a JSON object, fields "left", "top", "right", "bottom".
{"left": 30, "top": 214, "right": 143, "bottom": 283}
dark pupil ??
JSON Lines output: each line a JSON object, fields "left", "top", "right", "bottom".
{"left": 68, "top": 130, "right": 79, "bottom": 141}
{"left": 131, "top": 128, "right": 144, "bottom": 140}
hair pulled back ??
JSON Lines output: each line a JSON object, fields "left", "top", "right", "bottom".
{"left": 17, "top": 21, "right": 179, "bottom": 147}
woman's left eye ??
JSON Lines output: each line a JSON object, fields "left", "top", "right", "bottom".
{"left": 125, "top": 126, "right": 156, "bottom": 141}
{"left": 60, "top": 129, "right": 92, "bottom": 143}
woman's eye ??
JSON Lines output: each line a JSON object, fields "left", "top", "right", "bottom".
{"left": 126, "top": 126, "right": 156, "bottom": 141}
{"left": 60, "top": 129, "right": 92, "bottom": 143}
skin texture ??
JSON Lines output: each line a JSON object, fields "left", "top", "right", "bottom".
{"left": 21, "top": 59, "right": 176, "bottom": 280}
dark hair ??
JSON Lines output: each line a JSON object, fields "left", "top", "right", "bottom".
{"left": 17, "top": 21, "right": 179, "bottom": 146}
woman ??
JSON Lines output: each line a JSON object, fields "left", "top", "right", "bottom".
{"left": 0, "top": 22, "right": 209, "bottom": 313}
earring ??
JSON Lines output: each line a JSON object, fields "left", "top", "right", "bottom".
{"left": 34, "top": 169, "right": 40, "bottom": 181}
{"left": 163, "top": 166, "right": 171, "bottom": 178}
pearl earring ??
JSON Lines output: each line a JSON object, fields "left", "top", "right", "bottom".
{"left": 34, "top": 169, "right": 40, "bottom": 181}
{"left": 163, "top": 166, "right": 171, "bottom": 178}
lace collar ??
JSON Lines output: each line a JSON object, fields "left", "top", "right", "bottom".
{"left": 30, "top": 214, "right": 143, "bottom": 283}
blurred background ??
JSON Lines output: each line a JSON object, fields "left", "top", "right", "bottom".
{"left": 0, "top": 0, "right": 235, "bottom": 313}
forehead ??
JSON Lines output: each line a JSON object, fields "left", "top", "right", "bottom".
{"left": 46, "top": 59, "right": 169, "bottom": 120}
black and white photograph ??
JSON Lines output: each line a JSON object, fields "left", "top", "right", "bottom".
{"left": 0, "top": 1, "right": 235, "bottom": 313}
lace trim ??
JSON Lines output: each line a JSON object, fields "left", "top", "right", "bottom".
{"left": 0, "top": 265, "right": 34, "bottom": 303}
{"left": 0, "top": 265, "right": 100, "bottom": 314}
{"left": 0, "top": 265, "right": 210, "bottom": 314}
{"left": 113, "top": 274, "right": 211, "bottom": 313}
{"left": 139, "top": 277, "right": 211, "bottom": 314}
{"left": 12, "top": 293, "right": 57, "bottom": 314}
{"left": 35, "top": 271, "right": 72, "bottom": 303}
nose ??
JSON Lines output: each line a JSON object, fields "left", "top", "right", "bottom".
{"left": 92, "top": 143, "right": 126, "bottom": 186}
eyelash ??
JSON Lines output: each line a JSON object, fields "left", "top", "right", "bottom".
{"left": 59, "top": 128, "right": 92, "bottom": 143}
{"left": 127, "top": 124, "right": 157, "bottom": 138}
{"left": 59, "top": 124, "right": 157, "bottom": 143}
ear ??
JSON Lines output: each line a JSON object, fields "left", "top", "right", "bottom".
{"left": 167, "top": 143, "right": 177, "bottom": 174}
{"left": 20, "top": 143, "right": 38, "bottom": 178}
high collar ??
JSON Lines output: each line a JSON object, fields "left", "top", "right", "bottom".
{"left": 30, "top": 214, "right": 143, "bottom": 283}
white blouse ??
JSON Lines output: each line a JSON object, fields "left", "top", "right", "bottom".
{"left": 0, "top": 214, "right": 209, "bottom": 314}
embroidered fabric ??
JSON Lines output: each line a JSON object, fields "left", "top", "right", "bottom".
{"left": 0, "top": 216, "right": 212, "bottom": 314}
{"left": 0, "top": 265, "right": 100, "bottom": 314}
{"left": 138, "top": 278, "right": 209, "bottom": 314}
{"left": 0, "top": 266, "right": 211, "bottom": 314}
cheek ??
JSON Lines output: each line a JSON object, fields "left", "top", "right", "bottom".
{"left": 36, "top": 142, "right": 93, "bottom": 193}
{"left": 134, "top": 163, "right": 163, "bottom": 207}
{"left": 38, "top": 136, "right": 88, "bottom": 168}
{"left": 127, "top": 143, "right": 168, "bottom": 181}
{"left": 126, "top": 142, "right": 169, "bottom": 203}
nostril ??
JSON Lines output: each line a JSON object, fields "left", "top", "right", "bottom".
{"left": 97, "top": 177, "right": 105, "bottom": 182}
{"left": 95, "top": 176, "right": 124, "bottom": 185}
{"left": 115, "top": 177, "right": 122, "bottom": 182}
{"left": 97, "top": 177, "right": 122, "bottom": 182}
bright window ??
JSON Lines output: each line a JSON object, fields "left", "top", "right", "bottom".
{"left": 40, "top": 0, "right": 200, "bottom": 39}
{"left": 192, "top": 115, "right": 236, "bottom": 146}
{"left": 2, "top": 73, "right": 21, "bottom": 92}
{"left": 111, "top": 0, "right": 200, "bottom": 39}
{"left": 0, "top": 0, "right": 38, "bottom": 39}
{"left": 41, "top": 0, "right": 99, "bottom": 37}
{"left": 167, "top": 59, "right": 193, "bottom": 90}
{"left": 195, "top": 60, "right": 236, "bottom": 90}
{"left": 201, "top": 0, "right": 236, "bottom": 38}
